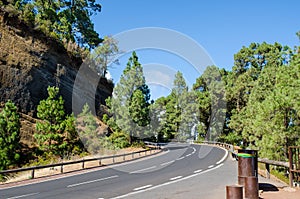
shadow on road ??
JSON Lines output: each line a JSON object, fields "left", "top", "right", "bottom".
{"left": 167, "top": 146, "right": 188, "bottom": 151}
{"left": 259, "top": 183, "right": 279, "bottom": 192}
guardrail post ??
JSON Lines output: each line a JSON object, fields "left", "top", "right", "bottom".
{"left": 123, "top": 153, "right": 125, "bottom": 161}
{"left": 289, "top": 146, "right": 294, "bottom": 187}
{"left": 31, "top": 169, "right": 35, "bottom": 179}
{"left": 61, "top": 165, "right": 63, "bottom": 173}
{"left": 113, "top": 156, "right": 115, "bottom": 163}
{"left": 265, "top": 163, "right": 270, "bottom": 179}
{"left": 99, "top": 159, "right": 101, "bottom": 166}
{"left": 82, "top": 160, "right": 85, "bottom": 169}
{"left": 145, "top": 150, "right": 147, "bottom": 156}
{"left": 132, "top": 153, "right": 134, "bottom": 159}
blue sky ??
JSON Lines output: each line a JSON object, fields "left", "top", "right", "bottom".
{"left": 92, "top": 0, "right": 300, "bottom": 99}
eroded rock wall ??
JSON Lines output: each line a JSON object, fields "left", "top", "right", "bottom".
{"left": 0, "top": 9, "right": 113, "bottom": 117}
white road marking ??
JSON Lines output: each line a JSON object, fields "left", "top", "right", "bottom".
{"left": 193, "top": 169, "right": 202, "bottom": 173}
{"left": 67, "top": 175, "right": 118, "bottom": 188}
{"left": 192, "top": 147, "right": 196, "bottom": 154}
{"left": 129, "top": 166, "right": 156, "bottom": 174}
{"left": 110, "top": 163, "right": 225, "bottom": 199}
{"left": 160, "top": 160, "right": 175, "bottom": 166}
{"left": 208, "top": 165, "right": 214, "bottom": 168}
{"left": 216, "top": 148, "right": 229, "bottom": 164}
{"left": 176, "top": 156, "right": 184, "bottom": 161}
{"left": 170, "top": 176, "right": 182, "bottom": 180}
{"left": 1, "top": 148, "right": 167, "bottom": 191}
{"left": 7, "top": 193, "right": 39, "bottom": 199}
{"left": 185, "top": 154, "right": 192, "bottom": 157}
{"left": 133, "top": 184, "right": 152, "bottom": 191}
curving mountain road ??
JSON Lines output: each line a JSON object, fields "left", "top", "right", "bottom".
{"left": 0, "top": 144, "right": 237, "bottom": 199}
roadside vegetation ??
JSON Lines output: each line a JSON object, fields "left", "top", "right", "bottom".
{"left": 0, "top": 1, "right": 299, "bottom": 184}
{"left": 0, "top": 0, "right": 102, "bottom": 49}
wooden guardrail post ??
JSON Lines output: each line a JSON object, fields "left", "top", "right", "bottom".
{"left": 60, "top": 165, "right": 63, "bottom": 173}
{"left": 31, "top": 169, "right": 35, "bottom": 179}
{"left": 289, "top": 146, "right": 294, "bottom": 187}
{"left": 265, "top": 163, "right": 270, "bottom": 179}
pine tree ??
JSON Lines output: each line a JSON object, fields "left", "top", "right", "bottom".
{"left": 0, "top": 100, "right": 21, "bottom": 170}
{"left": 193, "top": 66, "right": 226, "bottom": 141}
{"left": 2, "top": 0, "right": 102, "bottom": 49}
{"left": 155, "top": 72, "right": 197, "bottom": 141}
{"left": 91, "top": 36, "right": 120, "bottom": 77}
{"left": 106, "top": 51, "right": 151, "bottom": 142}
{"left": 76, "top": 103, "right": 100, "bottom": 154}
{"left": 34, "top": 86, "right": 78, "bottom": 157}
{"left": 227, "top": 42, "right": 292, "bottom": 147}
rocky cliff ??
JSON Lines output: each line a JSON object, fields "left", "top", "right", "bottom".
{"left": 0, "top": 9, "right": 113, "bottom": 117}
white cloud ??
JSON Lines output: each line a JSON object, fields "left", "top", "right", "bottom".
{"left": 105, "top": 71, "right": 113, "bottom": 80}
{"left": 143, "top": 63, "right": 177, "bottom": 89}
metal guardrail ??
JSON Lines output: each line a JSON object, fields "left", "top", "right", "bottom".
{"left": 201, "top": 141, "right": 235, "bottom": 156}
{"left": 0, "top": 146, "right": 161, "bottom": 180}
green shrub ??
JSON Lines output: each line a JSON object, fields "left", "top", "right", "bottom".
{"left": 109, "top": 132, "right": 130, "bottom": 149}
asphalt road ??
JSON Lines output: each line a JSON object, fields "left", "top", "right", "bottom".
{"left": 0, "top": 143, "right": 236, "bottom": 199}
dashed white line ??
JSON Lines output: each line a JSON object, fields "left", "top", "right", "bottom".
{"left": 133, "top": 184, "right": 153, "bottom": 191}
{"left": 110, "top": 163, "right": 225, "bottom": 199}
{"left": 176, "top": 156, "right": 185, "bottom": 161}
{"left": 67, "top": 175, "right": 118, "bottom": 188}
{"left": 170, "top": 176, "right": 182, "bottom": 181}
{"left": 208, "top": 165, "right": 214, "bottom": 169}
{"left": 193, "top": 169, "right": 203, "bottom": 173}
{"left": 129, "top": 166, "right": 156, "bottom": 174}
{"left": 7, "top": 193, "right": 39, "bottom": 199}
{"left": 160, "top": 160, "right": 175, "bottom": 166}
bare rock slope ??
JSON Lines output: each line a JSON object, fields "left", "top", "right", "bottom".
{"left": 0, "top": 9, "right": 113, "bottom": 117}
